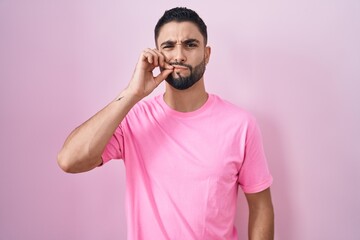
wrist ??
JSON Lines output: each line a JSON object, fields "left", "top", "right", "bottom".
{"left": 115, "top": 88, "right": 144, "bottom": 103}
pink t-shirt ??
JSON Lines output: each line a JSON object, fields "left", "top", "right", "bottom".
{"left": 102, "top": 94, "right": 272, "bottom": 240}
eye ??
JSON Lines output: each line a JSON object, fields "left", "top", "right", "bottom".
{"left": 162, "top": 45, "right": 174, "bottom": 49}
{"left": 186, "top": 42, "right": 198, "bottom": 48}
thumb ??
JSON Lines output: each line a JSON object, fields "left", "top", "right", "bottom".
{"left": 154, "top": 68, "right": 173, "bottom": 86}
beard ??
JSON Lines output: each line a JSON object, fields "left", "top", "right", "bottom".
{"left": 163, "top": 59, "right": 206, "bottom": 90}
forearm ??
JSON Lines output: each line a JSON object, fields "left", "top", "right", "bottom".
{"left": 248, "top": 204, "right": 274, "bottom": 240}
{"left": 57, "top": 90, "right": 141, "bottom": 173}
{"left": 58, "top": 47, "right": 173, "bottom": 173}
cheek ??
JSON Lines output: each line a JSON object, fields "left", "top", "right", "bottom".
{"left": 161, "top": 49, "right": 205, "bottom": 64}
{"left": 161, "top": 51, "right": 170, "bottom": 59}
{"left": 157, "top": 49, "right": 171, "bottom": 62}
{"left": 191, "top": 52, "right": 206, "bottom": 65}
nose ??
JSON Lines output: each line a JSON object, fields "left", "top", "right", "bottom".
{"left": 174, "top": 44, "right": 187, "bottom": 63}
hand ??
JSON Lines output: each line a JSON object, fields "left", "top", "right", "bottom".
{"left": 125, "top": 48, "right": 174, "bottom": 99}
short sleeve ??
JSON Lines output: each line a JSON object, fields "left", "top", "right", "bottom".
{"left": 238, "top": 118, "right": 273, "bottom": 193}
{"left": 101, "top": 125, "right": 124, "bottom": 164}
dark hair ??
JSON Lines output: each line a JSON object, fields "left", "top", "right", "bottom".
{"left": 154, "top": 7, "right": 208, "bottom": 45}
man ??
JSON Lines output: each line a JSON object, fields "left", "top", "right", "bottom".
{"left": 58, "top": 7, "right": 274, "bottom": 240}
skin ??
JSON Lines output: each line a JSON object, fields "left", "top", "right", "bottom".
{"left": 246, "top": 188, "right": 275, "bottom": 240}
{"left": 157, "top": 21, "right": 210, "bottom": 112}
{"left": 57, "top": 21, "right": 274, "bottom": 240}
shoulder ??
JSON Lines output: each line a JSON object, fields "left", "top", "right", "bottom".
{"left": 125, "top": 95, "right": 163, "bottom": 120}
{"left": 131, "top": 94, "right": 161, "bottom": 110}
{"left": 210, "top": 94, "right": 256, "bottom": 123}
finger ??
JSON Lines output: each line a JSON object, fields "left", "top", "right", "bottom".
{"left": 154, "top": 68, "right": 173, "bottom": 86}
{"left": 141, "top": 48, "right": 157, "bottom": 65}
{"left": 142, "top": 52, "right": 154, "bottom": 65}
{"left": 163, "top": 61, "right": 173, "bottom": 70}
{"left": 145, "top": 48, "right": 160, "bottom": 66}
{"left": 152, "top": 49, "right": 166, "bottom": 67}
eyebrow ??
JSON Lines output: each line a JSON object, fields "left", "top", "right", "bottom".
{"left": 160, "top": 38, "right": 200, "bottom": 48}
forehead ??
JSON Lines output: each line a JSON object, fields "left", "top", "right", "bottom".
{"left": 157, "top": 21, "right": 204, "bottom": 45}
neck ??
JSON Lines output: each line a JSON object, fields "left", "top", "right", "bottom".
{"left": 163, "top": 79, "right": 208, "bottom": 112}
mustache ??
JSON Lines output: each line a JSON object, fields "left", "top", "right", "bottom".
{"left": 168, "top": 62, "right": 192, "bottom": 69}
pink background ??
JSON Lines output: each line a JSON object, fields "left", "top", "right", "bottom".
{"left": 1, "top": 0, "right": 359, "bottom": 239}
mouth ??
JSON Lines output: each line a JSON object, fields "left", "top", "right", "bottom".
{"left": 172, "top": 65, "right": 189, "bottom": 71}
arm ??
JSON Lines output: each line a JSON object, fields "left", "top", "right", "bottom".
{"left": 57, "top": 48, "right": 174, "bottom": 173}
{"left": 245, "top": 188, "right": 274, "bottom": 240}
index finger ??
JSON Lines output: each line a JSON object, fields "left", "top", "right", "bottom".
{"left": 152, "top": 49, "right": 167, "bottom": 68}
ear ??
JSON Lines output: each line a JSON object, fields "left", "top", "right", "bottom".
{"left": 205, "top": 46, "right": 211, "bottom": 65}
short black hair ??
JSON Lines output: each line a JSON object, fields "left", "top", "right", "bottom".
{"left": 154, "top": 7, "right": 208, "bottom": 46}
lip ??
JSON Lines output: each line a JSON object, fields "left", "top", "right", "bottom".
{"left": 173, "top": 65, "right": 188, "bottom": 70}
